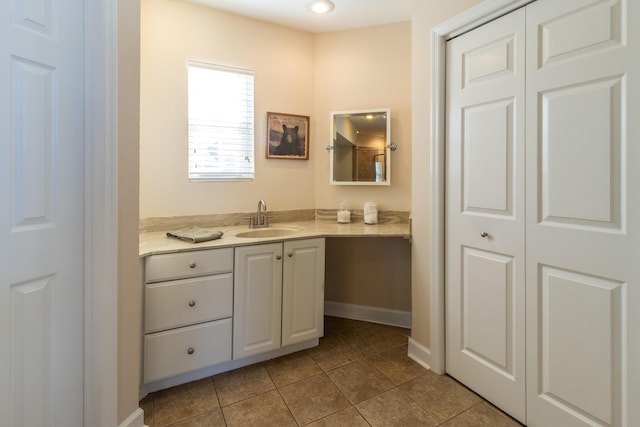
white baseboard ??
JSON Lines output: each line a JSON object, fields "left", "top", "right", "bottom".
{"left": 407, "top": 337, "right": 431, "bottom": 371}
{"left": 118, "top": 407, "right": 145, "bottom": 427}
{"left": 324, "top": 301, "right": 411, "bottom": 329}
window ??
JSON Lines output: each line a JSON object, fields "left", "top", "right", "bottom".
{"left": 187, "top": 62, "right": 255, "bottom": 180}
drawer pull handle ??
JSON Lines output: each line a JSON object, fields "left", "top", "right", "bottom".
{"left": 287, "top": 253, "right": 293, "bottom": 258}
{"left": 189, "top": 262, "right": 196, "bottom": 269}
{"left": 187, "top": 347, "right": 195, "bottom": 355}
{"left": 276, "top": 255, "right": 282, "bottom": 260}
{"left": 188, "top": 300, "right": 196, "bottom": 307}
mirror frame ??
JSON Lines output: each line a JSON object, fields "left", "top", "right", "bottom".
{"left": 329, "top": 108, "right": 391, "bottom": 186}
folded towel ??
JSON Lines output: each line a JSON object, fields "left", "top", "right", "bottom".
{"left": 167, "top": 226, "right": 224, "bottom": 243}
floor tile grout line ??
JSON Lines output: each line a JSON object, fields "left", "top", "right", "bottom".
{"left": 210, "top": 375, "right": 231, "bottom": 427}
{"left": 352, "top": 403, "right": 375, "bottom": 427}
{"left": 271, "top": 386, "right": 299, "bottom": 426}
{"left": 395, "top": 382, "right": 446, "bottom": 424}
{"left": 266, "top": 367, "right": 309, "bottom": 427}
{"left": 436, "top": 400, "right": 486, "bottom": 426}
{"left": 263, "top": 358, "right": 329, "bottom": 426}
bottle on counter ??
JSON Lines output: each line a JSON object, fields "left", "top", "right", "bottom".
{"left": 363, "top": 201, "right": 378, "bottom": 224}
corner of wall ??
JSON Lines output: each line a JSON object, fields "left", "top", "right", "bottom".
{"left": 407, "top": 337, "right": 432, "bottom": 371}
{"left": 117, "top": 408, "right": 146, "bottom": 427}
{"left": 118, "top": 0, "right": 142, "bottom": 424}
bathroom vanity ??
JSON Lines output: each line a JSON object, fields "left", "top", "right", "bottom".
{"left": 139, "top": 218, "right": 409, "bottom": 393}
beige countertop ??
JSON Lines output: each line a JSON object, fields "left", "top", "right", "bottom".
{"left": 139, "top": 220, "right": 411, "bottom": 257}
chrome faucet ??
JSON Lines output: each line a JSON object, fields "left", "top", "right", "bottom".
{"left": 248, "top": 199, "right": 269, "bottom": 228}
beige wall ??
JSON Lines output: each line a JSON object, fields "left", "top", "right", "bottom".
{"left": 313, "top": 23, "right": 412, "bottom": 212}
{"left": 410, "top": 0, "right": 482, "bottom": 349}
{"left": 325, "top": 238, "right": 411, "bottom": 312}
{"left": 118, "top": 0, "right": 141, "bottom": 423}
{"left": 140, "top": 0, "right": 315, "bottom": 218}
{"left": 140, "top": 1, "right": 412, "bottom": 220}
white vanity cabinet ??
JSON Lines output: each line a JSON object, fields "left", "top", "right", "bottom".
{"left": 234, "top": 238, "right": 325, "bottom": 359}
{"left": 141, "top": 238, "right": 325, "bottom": 385}
{"left": 143, "top": 248, "right": 234, "bottom": 383}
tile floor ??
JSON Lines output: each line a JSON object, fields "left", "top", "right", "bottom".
{"left": 140, "top": 316, "right": 523, "bottom": 426}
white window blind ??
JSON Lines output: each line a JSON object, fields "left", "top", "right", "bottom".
{"left": 187, "top": 62, "right": 254, "bottom": 180}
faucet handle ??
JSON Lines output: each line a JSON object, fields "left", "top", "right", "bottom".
{"left": 244, "top": 216, "right": 256, "bottom": 228}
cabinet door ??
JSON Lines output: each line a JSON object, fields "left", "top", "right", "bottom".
{"left": 233, "top": 243, "right": 283, "bottom": 359}
{"left": 282, "top": 238, "right": 325, "bottom": 347}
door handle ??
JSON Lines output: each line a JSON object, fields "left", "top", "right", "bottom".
{"left": 480, "top": 231, "right": 489, "bottom": 238}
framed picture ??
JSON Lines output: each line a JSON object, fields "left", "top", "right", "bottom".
{"left": 266, "top": 112, "right": 310, "bottom": 160}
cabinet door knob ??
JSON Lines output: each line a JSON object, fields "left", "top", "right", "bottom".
{"left": 480, "top": 231, "right": 489, "bottom": 238}
{"left": 276, "top": 255, "right": 282, "bottom": 260}
{"left": 187, "top": 347, "right": 195, "bottom": 355}
{"left": 188, "top": 300, "right": 196, "bottom": 307}
{"left": 287, "top": 253, "right": 293, "bottom": 257}
{"left": 189, "top": 262, "right": 196, "bottom": 269}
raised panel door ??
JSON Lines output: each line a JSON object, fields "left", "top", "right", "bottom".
{"left": 282, "top": 238, "right": 325, "bottom": 347}
{"left": 233, "top": 243, "right": 283, "bottom": 359}
{"left": 525, "top": 1, "right": 639, "bottom": 425}
{"left": 445, "top": 7, "right": 527, "bottom": 423}
{"left": 0, "top": 0, "right": 85, "bottom": 424}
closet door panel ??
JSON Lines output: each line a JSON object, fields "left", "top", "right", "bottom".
{"left": 539, "top": 76, "right": 623, "bottom": 229}
{"left": 538, "top": 266, "right": 624, "bottom": 425}
{"left": 445, "top": 7, "right": 526, "bottom": 423}
{"left": 461, "top": 248, "right": 515, "bottom": 375}
{"left": 463, "top": 99, "right": 514, "bottom": 216}
{"left": 536, "top": 0, "right": 624, "bottom": 68}
{"left": 526, "top": 0, "right": 638, "bottom": 426}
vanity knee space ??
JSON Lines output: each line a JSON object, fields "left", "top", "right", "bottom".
{"left": 142, "top": 238, "right": 325, "bottom": 384}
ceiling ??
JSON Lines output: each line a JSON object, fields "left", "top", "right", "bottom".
{"left": 186, "top": 0, "right": 412, "bottom": 33}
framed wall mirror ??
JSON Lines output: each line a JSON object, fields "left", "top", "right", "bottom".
{"left": 329, "top": 108, "right": 391, "bottom": 185}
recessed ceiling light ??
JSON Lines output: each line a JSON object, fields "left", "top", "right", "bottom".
{"left": 308, "top": 0, "right": 335, "bottom": 14}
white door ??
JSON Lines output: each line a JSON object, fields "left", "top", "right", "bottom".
{"left": 0, "top": 0, "right": 85, "bottom": 425}
{"left": 233, "top": 243, "right": 283, "bottom": 359}
{"left": 282, "top": 238, "right": 325, "bottom": 347}
{"left": 525, "top": 1, "right": 639, "bottom": 425}
{"left": 445, "top": 8, "right": 527, "bottom": 422}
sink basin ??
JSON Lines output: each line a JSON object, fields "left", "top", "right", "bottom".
{"left": 235, "top": 228, "right": 299, "bottom": 238}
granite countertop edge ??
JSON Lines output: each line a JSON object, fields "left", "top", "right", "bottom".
{"left": 139, "top": 219, "right": 411, "bottom": 257}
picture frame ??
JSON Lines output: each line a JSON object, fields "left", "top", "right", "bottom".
{"left": 266, "top": 112, "right": 310, "bottom": 160}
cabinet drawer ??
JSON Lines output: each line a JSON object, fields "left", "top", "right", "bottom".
{"left": 144, "top": 318, "right": 232, "bottom": 383}
{"left": 145, "top": 273, "right": 233, "bottom": 333}
{"left": 145, "top": 248, "right": 233, "bottom": 283}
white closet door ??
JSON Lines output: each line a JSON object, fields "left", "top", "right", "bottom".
{"left": 525, "top": 0, "right": 639, "bottom": 426}
{"left": 445, "top": 8, "right": 526, "bottom": 423}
